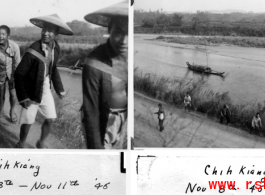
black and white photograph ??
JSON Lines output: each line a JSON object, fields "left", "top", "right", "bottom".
{"left": 0, "top": 0, "right": 129, "bottom": 149}
{"left": 134, "top": 0, "right": 265, "bottom": 148}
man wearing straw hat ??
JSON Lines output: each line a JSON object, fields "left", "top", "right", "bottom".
{"left": 82, "top": 0, "right": 128, "bottom": 149}
{"left": 14, "top": 14, "right": 74, "bottom": 148}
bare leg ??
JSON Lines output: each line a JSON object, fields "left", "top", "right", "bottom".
{"left": 0, "top": 83, "right": 6, "bottom": 117}
{"left": 38, "top": 119, "right": 54, "bottom": 148}
{"left": 18, "top": 124, "right": 31, "bottom": 147}
{"left": 9, "top": 88, "right": 17, "bottom": 121}
{"left": 258, "top": 127, "right": 262, "bottom": 136}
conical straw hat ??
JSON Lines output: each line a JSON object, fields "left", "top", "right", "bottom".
{"left": 84, "top": 0, "right": 128, "bottom": 27}
{"left": 30, "top": 14, "right": 74, "bottom": 35}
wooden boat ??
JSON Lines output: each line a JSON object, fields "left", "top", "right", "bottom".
{"left": 186, "top": 62, "right": 225, "bottom": 76}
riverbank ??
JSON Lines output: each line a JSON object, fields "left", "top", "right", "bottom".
{"left": 134, "top": 92, "right": 265, "bottom": 148}
{"left": 134, "top": 68, "right": 265, "bottom": 134}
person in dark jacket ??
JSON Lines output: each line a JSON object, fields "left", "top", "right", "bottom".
{"left": 220, "top": 104, "right": 231, "bottom": 125}
{"left": 82, "top": 1, "right": 128, "bottom": 149}
{"left": 154, "top": 103, "right": 165, "bottom": 132}
{"left": 14, "top": 14, "right": 74, "bottom": 148}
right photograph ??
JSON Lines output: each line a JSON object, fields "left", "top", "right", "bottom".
{"left": 134, "top": 0, "right": 265, "bottom": 148}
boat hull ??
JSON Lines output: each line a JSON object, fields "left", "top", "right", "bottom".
{"left": 186, "top": 62, "right": 224, "bottom": 76}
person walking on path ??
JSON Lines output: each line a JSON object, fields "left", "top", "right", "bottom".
{"left": 154, "top": 103, "right": 165, "bottom": 132}
{"left": 0, "top": 25, "right": 20, "bottom": 122}
{"left": 251, "top": 112, "right": 262, "bottom": 135}
{"left": 220, "top": 104, "right": 231, "bottom": 125}
{"left": 184, "top": 93, "right": 191, "bottom": 112}
{"left": 14, "top": 14, "right": 74, "bottom": 148}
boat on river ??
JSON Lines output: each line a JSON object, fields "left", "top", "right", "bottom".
{"left": 186, "top": 62, "right": 225, "bottom": 76}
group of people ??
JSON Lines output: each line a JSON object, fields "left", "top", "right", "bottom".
{"left": 153, "top": 92, "right": 263, "bottom": 135}
{"left": 0, "top": 1, "right": 128, "bottom": 149}
{"left": 220, "top": 105, "right": 263, "bottom": 135}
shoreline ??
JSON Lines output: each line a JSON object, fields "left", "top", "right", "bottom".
{"left": 134, "top": 91, "right": 248, "bottom": 133}
{"left": 151, "top": 35, "right": 265, "bottom": 49}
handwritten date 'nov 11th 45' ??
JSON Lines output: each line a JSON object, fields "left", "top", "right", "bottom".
{"left": 0, "top": 179, "right": 110, "bottom": 191}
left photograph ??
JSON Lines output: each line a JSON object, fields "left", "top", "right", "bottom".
{"left": 0, "top": 0, "right": 128, "bottom": 149}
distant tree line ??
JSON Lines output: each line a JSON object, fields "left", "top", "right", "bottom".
{"left": 135, "top": 10, "right": 265, "bottom": 37}
{"left": 10, "top": 20, "right": 107, "bottom": 44}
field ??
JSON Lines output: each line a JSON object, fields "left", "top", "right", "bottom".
{"left": 18, "top": 41, "right": 96, "bottom": 67}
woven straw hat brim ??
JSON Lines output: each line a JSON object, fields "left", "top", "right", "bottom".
{"left": 30, "top": 14, "right": 74, "bottom": 36}
{"left": 84, "top": 0, "right": 128, "bottom": 27}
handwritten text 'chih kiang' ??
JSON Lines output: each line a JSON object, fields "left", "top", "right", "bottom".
{"left": 0, "top": 159, "right": 40, "bottom": 177}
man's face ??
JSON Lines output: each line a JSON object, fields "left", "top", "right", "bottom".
{"left": 109, "top": 18, "right": 128, "bottom": 54}
{"left": 41, "top": 24, "right": 58, "bottom": 44}
{"left": 0, "top": 29, "right": 9, "bottom": 45}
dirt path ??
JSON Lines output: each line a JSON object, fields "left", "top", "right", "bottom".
{"left": 0, "top": 92, "right": 67, "bottom": 149}
{"left": 134, "top": 92, "right": 265, "bottom": 148}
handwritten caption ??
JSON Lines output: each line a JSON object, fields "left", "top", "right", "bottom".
{"left": 0, "top": 159, "right": 111, "bottom": 192}
{"left": 185, "top": 165, "right": 265, "bottom": 193}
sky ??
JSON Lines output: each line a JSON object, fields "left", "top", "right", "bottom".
{"left": 1, "top": 0, "right": 123, "bottom": 27}
{"left": 135, "top": 0, "right": 265, "bottom": 13}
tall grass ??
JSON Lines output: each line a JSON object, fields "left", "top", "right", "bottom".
{"left": 134, "top": 68, "right": 265, "bottom": 132}
{"left": 156, "top": 36, "right": 265, "bottom": 48}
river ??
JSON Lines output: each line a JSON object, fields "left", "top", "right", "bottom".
{"left": 134, "top": 34, "right": 265, "bottom": 104}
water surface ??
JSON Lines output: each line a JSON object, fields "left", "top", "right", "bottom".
{"left": 135, "top": 34, "right": 265, "bottom": 104}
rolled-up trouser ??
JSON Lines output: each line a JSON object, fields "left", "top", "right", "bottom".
{"left": 104, "top": 108, "right": 127, "bottom": 149}
{"left": 0, "top": 76, "right": 15, "bottom": 112}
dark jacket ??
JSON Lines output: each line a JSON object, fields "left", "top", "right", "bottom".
{"left": 82, "top": 40, "right": 124, "bottom": 149}
{"left": 14, "top": 40, "right": 64, "bottom": 103}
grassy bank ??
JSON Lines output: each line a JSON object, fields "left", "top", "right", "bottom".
{"left": 156, "top": 35, "right": 265, "bottom": 48}
{"left": 134, "top": 68, "right": 265, "bottom": 132}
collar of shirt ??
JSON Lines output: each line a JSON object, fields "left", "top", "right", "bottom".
{"left": 41, "top": 41, "right": 55, "bottom": 57}
{"left": 0, "top": 40, "right": 15, "bottom": 57}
